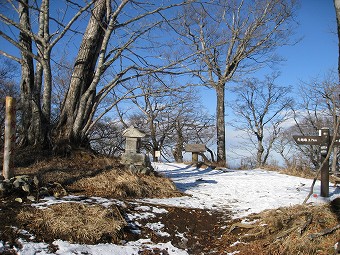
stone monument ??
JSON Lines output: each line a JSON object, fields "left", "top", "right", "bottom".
{"left": 121, "top": 126, "right": 153, "bottom": 174}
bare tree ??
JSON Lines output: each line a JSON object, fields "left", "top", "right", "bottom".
{"left": 122, "top": 76, "right": 180, "bottom": 161}
{"left": 0, "top": 0, "right": 95, "bottom": 147}
{"left": 88, "top": 119, "right": 125, "bottom": 156}
{"left": 119, "top": 75, "right": 215, "bottom": 162}
{"left": 0, "top": 1, "right": 189, "bottom": 152}
{"left": 230, "top": 73, "right": 293, "bottom": 167}
{"left": 170, "top": 92, "right": 215, "bottom": 163}
{"left": 174, "top": 0, "right": 298, "bottom": 166}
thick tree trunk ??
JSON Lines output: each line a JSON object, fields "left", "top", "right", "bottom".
{"left": 41, "top": 56, "right": 52, "bottom": 146}
{"left": 18, "top": 0, "right": 47, "bottom": 148}
{"left": 31, "top": 61, "right": 43, "bottom": 145}
{"left": 216, "top": 85, "right": 226, "bottom": 166}
{"left": 18, "top": 0, "right": 34, "bottom": 146}
{"left": 32, "top": 0, "right": 51, "bottom": 148}
{"left": 56, "top": 0, "right": 106, "bottom": 147}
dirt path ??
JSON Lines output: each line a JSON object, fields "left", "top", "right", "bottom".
{"left": 122, "top": 201, "right": 232, "bottom": 255}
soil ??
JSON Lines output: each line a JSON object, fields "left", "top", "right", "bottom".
{"left": 122, "top": 201, "right": 231, "bottom": 255}
{"left": 0, "top": 196, "right": 233, "bottom": 255}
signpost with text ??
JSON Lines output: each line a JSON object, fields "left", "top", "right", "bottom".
{"left": 293, "top": 128, "right": 340, "bottom": 197}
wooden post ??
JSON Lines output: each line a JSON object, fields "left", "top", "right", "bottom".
{"left": 3, "top": 96, "right": 16, "bottom": 180}
{"left": 320, "top": 128, "right": 329, "bottom": 197}
{"left": 192, "top": 152, "right": 198, "bottom": 163}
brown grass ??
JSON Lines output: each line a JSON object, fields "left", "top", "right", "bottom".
{"left": 214, "top": 203, "right": 340, "bottom": 255}
{"left": 0, "top": 150, "right": 185, "bottom": 248}
{"left": 17, "top": 203, "right": 126, "bottom": 244}
{"left": 67, "top": 169, "right": 180, "bottom": 198}
{"left": 280, "top": 165, "right": 316, "bottom": 179}
{"left": 13, "top": 150, "right": 182, "bottom": 199}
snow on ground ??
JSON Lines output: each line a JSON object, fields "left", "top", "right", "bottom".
{"left": 1, "top": 163, "right": 340, "bottom": 255}
{"left": 149, "top": 163, "right": 340, "bottom": 218}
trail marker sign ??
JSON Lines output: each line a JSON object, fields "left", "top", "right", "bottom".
{"left": 293, "top": 128, "right": 340, "bottom": 197}
{"left": 292, "top": 136, "right": 321, "bottom": 145}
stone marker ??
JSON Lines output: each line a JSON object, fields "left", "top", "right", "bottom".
{"left": 121, "top": 126, "right": 153, "bottom": 174}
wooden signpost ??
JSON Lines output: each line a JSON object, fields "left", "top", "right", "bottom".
{"left": 293, "top": 127, "right": 340, "bottom": 197}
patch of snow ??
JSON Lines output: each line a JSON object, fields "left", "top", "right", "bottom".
{"left": 145, "top": 222, "right": 170, "bottom": 237}
{"left": 230, "top": 241, "right": 246, "bottom": 247}
{"left": 15, "top": 239, "right": 189, "bottom": 255}
{"left": 228, "top": 251, "right": 240, "bottom": 255}
{"left": 152, "top": 207, "right": 168, "bottom": 214}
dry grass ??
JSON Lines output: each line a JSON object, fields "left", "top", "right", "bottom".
{"left": 215, "top": 203, "right": 340, "bottom": 255}
{"left": 247, "top": 204, "right": 338, "bottom": 254}
{"left": 17, "top": 203, "right": 126, "bottom": 244}
{"left": 280, "top": 165, "right": 316, "bottom": 179}
{"left": 1, "top": 150, "right": 185, "bottom": 247}
{"left": 281, "top": 165, "right": 340, "bottom": 185}
{"left": 67, "top": 169, "right": 180, "bottom": 198}
{"left": 13, "top": 150, "right": 182, "bottom": 199}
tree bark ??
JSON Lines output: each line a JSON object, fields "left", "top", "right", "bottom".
{"left": 174, "top": 122, "right": 184, "bottom": 163}
{"left": 18, "top": 0, "right": 34, "bottom": 146}
{"left": 33, "top": 0, "right": 51, "bottom": 148}
{"left": 57, "top": 0, "right": 106, "bottom": 146}
{"left": 216, "top": 84, "right": 226, "bottom": 166}
{"left": 257, "top": 138, "right": 264, "bottom": 167}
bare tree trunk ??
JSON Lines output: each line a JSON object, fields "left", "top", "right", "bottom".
{"left": 33, "top": 0, "right": 51, "bottom": 147}
{"left": 31, "top": 61, "right": 43, "bottom": 145}
{"left": 41, "top": 58, "right": 52, "bottom": 145}
{"left": 257, "top": 139, "right": 264, "bottom": 167}
{"left": 40, "top": 0, "right": 52, "bottom": 141}
{"left": 18, "top": 0, "right": 34, "bottom": 146}
{"left": 174, "top": 123, "right": 184, "bottom": 163}
{"left": 57, "top": 0, "right": 106, "bottom": 146}
{"left": 216, "top": 85, "right": 226, "bottom": 166}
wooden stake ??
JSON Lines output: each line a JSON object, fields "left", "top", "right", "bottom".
{"left": 3, "top": 96, "right": 16, "bottom": 180}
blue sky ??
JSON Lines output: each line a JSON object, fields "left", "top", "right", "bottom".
{"left": 201, "top": 0, "right": 338, "bottom": 115}
{"left": 277, "top": 0, "right": 337, "bottom": 87}
{"left": 221, "top": 0, "right": 339, "bottom": 166}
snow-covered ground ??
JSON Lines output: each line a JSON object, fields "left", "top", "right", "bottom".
{"left": 1, "top": 163, "right": 340, "bottom": 255}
